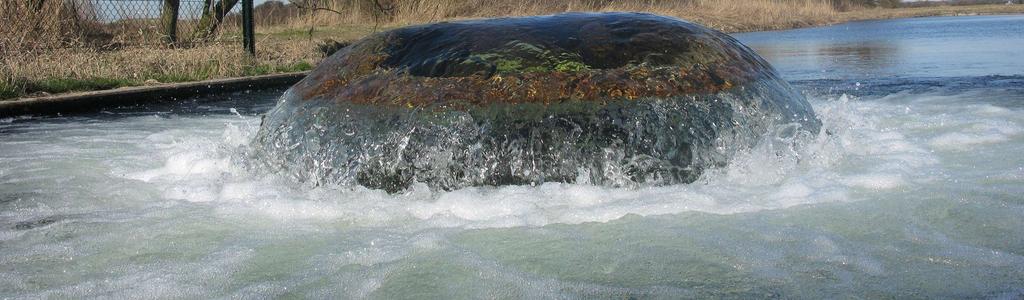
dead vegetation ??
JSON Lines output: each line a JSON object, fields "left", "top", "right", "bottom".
{"left": 2, "top": 0, "right": 1023, "bottom": 100}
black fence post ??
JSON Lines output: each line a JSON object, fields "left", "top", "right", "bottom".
{"left": 242, "top": 0, "right": 255, "bottom": 56}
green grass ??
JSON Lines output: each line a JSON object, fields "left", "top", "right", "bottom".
{"left": 147, "top": 73, "right": 207, "bottom": 84}
{"left": 0, "top": 81, "right": 20, "bottom": 99}
{"left": 0, "top": 77, "right": 131, "bottom": 99}
{"left": 1, "top": 60, "right": 314, "bottom": 100}
{"left": 24, "top": 77, "right": 135, "bottom": 95}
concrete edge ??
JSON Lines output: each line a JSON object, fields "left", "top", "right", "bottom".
{"left": 0, "top": 71, "right": 309, "bottom": 118}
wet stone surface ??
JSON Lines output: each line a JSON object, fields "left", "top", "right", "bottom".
{"left": 253, "top": 12, "right": 821, "bottom": 192}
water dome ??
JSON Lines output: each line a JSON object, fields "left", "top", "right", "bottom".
{"left": 253, "top": 12, "right": 821, "bottom": 192}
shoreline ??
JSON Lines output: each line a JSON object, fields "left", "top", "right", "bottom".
{"left": 833, "top": 4, "right": 1024, "bottom": 29}
{"left": 4, "top": 5, "right": 1023, "bottom": 102}
{"left": 726, "top": 4, "right": 1024, "bottom": 33}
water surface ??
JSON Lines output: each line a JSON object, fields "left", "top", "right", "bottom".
{"left": 2, "top": 15, "right": 1024, "bottom": 298}
{"left": 737, "top": 14, "right": 1024, "bottom": 81}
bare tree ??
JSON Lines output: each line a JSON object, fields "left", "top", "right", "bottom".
{"left": 160, "top": 0, "right": 180, "bottom": 45}
{"left": 190, "top": 0, "right": 240, "bottom": 42}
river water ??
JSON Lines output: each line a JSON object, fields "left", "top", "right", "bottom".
{"left": 2, "top": 15, "right": 1023, "bottom": 298}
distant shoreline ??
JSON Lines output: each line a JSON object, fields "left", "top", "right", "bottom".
{"left": 822, "top": 4, "right": 1024, "bottom": 32}
{"left": 725, "top": 4, "right": 1024, "bottom": 33}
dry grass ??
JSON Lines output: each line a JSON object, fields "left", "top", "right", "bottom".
{"left": 602, "top": 0, "right": 840, "bottom": 32}
{"left": 839, "top": 3, "right": 1024, "bottom": 21}
{"left": 3, "top": 0, "right": 1024, "bottom": 100}
{"left": 1, "top": 41, "right": 317, "bottom": 98}
{"left": 288, "top": 0, "right": 1024, "bottom": 32}
{"left": 0, "top": 1, "right": 85, "bottom": 53}
{"left": 289, "top": 0, "right": 841, "bottom": 32}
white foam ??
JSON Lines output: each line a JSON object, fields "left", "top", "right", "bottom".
{"left": 930, "top": 132, "right": 1011, "bottom": 149}
{"left": 973, "top": 104, "right": 1013, "bottom": 116}
{"left": 104, "top": 92, "right": 971, "bottom": 231}
{"left": 930, "top": 120, "right": 1022, "bottom": 150}
{"left": 842, "top": 174, "right": 905, "bottom": 190}
{"left": 127, "top": 151, "right": 232, "bottom": 182}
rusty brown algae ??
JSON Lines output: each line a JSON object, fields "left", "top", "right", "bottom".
{"left": 252, "top": 12, "right": 821, "bottom": 192}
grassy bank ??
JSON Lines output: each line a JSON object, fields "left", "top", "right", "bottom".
{"left": 1, "top": 43, "right": 317, "bottom": 99}
{"left": 3, "top": 1, "right": 1023, "bottom": 100}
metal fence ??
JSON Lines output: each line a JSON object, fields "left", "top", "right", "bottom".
{"left": 34, "top": 0, "right": 255, "bottom": 51}
{"left": 86, "top": 0, "right": 222, "bottom": 22}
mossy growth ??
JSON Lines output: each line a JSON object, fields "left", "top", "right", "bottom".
{"left": 552, "top": 59, "right": 589, "bottom": 73}
{"left": 465, "top": 42, "right": 592, "bottom": 75}
{"left": 493, "top": 58, "right": 524, "bottom": 74}
{"left": 482, "top": 53, "right": 592, "bottom": 74}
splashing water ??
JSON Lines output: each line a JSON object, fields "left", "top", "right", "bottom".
{"left": 250, "top": 78, "right": 818, "bottom": 193}
{"left": 251, "top": 13, "right": 822, "bottom": 193}
{"left": 3, "top": 15, "right": 1024, "bottom": 298}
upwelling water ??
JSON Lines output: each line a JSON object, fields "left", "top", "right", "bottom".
{"left": 2, "top": 15, "right": 1023, "bottom": 298}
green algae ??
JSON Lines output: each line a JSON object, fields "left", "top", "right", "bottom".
{"left": 464, "top": 41, "right": 592, "bottom": 75}
{"left": 552, "top": 58, "right": 589, "bottom": 73}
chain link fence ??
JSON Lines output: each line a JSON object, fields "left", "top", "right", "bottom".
{"left": 0, "top": 0, "right": 253, "bottom": 51}
{"left": 86, "top": 0, "right": 242, "bottom": 45}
